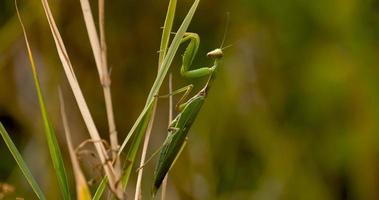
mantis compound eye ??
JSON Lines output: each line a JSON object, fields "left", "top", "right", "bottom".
{"left": 207, "top": 48, "right": 223, "bottom": 58}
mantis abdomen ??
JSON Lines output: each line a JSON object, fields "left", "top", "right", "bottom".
{"left": 153, "top": 93, "right": 206, "bottom": 193}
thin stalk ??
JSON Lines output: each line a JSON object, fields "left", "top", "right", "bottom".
{"left": 161, "top": 73, "right": 173, "bottom": 200}
{"left": 98, "top": 0, "right": 121, "bottom": 178}
{"left": 134, "top": 104, "right": 157, "bottom": 200}
{"left": 59, "top": 90, "right": 91, "bottom": 200}
{"left": 78, "top": 0, "right": 122, "bottom": 195}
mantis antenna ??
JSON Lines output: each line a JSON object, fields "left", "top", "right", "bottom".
{"left": 220, "top": 12, "right": 231, "bottom": 49}
{"left": 222, "top": 44, "right": 233, "bottom": 51}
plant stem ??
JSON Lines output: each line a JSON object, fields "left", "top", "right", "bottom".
{"left": 98, "top": 0, "right": 121, "bottom": 178}
{"left": 134, "top": 105, "right": 157, "bottom": 200}
{"left": 161, "top": 73, "right": 173, "bottom": 200}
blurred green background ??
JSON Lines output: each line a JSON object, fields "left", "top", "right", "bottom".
{"left": 1, "top": 0, "right": 379, "bottom": 199}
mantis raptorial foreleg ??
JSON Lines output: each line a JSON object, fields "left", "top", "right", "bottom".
{"left": 180, "top": 33, "right": 216, "bottom": 78}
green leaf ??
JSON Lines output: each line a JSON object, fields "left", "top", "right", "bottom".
{"left": 0, "top": 123, "right": 46, "bottom": 200}
{"left": 16, "top": 5, "right": 71, "bottom": 200}
{"left": 92, "top": 177, "right": 108, "bottom": 200}
{"left": 159, "top": 0, "right": 177, "bottom": 66}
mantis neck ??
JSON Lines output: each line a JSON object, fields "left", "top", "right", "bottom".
{"left": 200, "top": 58, "right": 221, "bottom": 96}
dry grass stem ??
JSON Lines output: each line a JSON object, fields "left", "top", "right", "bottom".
{"left": 59, "top": 90, "right": 92, "bottom": 200}
{"left": 80, "top": 0, "right": 121, "bottom": 177}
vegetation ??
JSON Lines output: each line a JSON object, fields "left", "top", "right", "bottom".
{"left": 1, "top": 0, "right": 379, "bottom": 199}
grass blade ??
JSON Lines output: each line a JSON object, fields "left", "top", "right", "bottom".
{"left": 159, "top": 0, "right": 177, "bottom": 65}
{"left": 16, "top": 3, "right": 71, "bottom": 199}
{"left": 92, "top": 176, "right": 108, "bottom": 200}
{"left": 59, "top": 91, "right": 91, "bottom": 200}
{"left": 0, "top": 123, "right": 46, "bottom": 200}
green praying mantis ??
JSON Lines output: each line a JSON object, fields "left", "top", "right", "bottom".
{"left": 152, "top": 20, "right": 230, "bottom": 196}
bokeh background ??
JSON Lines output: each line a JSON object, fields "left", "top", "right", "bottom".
{"left": 1, "top": 0, "right": 379, "bottom": 199}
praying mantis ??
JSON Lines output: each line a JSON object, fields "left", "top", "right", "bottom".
{"left": 152, "top": 22, "right": 229, "bottom": 196}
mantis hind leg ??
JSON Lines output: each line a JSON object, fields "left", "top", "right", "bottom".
{"left": 180, "top": 33, "right": 215, "bottom": 78}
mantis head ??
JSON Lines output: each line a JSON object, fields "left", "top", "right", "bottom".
{"left": 207, "top": 48, "right": 223, "bottom": 58}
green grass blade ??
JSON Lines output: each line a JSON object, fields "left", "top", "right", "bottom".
{"left": 159, "top": 0, "right": 177, "bottom": 65}
{"left": 16, "top": 4, "right": 71, "bottom": 199}
{"left": 92, "top": 177, "right": 108, "bottom": 200}
{"left": 0, "top": 123, "right": 46, "bottom": 200}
